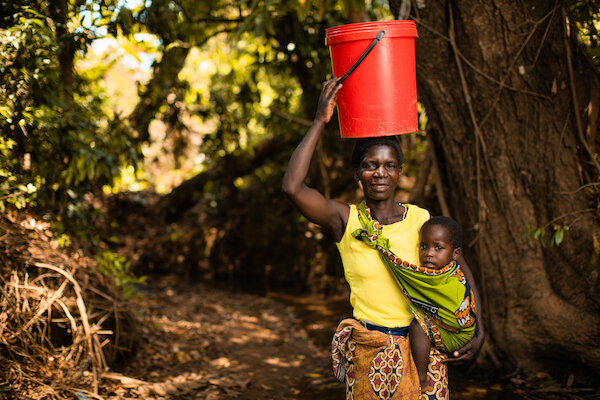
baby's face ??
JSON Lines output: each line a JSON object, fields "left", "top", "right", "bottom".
{"left": 419, "top": 225, "right": 457, "bottom": 269}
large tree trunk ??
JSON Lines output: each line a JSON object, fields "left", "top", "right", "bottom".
{"left": 412, "top": 0, "right": 600, "bottom": 380}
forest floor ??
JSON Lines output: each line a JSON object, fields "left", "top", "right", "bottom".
{"left": 98, "top": 276, "right": 345, "bottom": 400}
{"left": 96, "top": 275, "right": 600, "bottom": 400}
{"left": 95, "top": 275, "right": 530, "bottom": 400}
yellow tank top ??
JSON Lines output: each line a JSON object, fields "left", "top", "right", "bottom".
{"left": 336, "top": 203, "right": 430, "bottom": 327}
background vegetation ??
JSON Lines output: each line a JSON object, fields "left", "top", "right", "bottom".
{"left": 1, "top": 0, "right": 600, "bottom": 396}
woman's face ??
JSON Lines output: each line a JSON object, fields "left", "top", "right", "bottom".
{"left": 355, "top": 145, "right": 401, "bottom": 201}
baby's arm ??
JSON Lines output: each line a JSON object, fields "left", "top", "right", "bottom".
{"left": 442, "top": 254, "right": 485, "bottom": 364}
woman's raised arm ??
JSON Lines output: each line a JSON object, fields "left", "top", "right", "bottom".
{"left": 282, "top": 79, "right": 348, "bottom": 241}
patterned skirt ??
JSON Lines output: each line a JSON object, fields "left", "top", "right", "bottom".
{"left": 332, "top": 319, "right": 449, "bottom": 400}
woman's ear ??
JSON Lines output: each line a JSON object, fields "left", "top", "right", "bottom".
{"left": 353, "top": 169, "right": 360, "bottom": 181}
{"left": 453, "top": 247, "right": 462, "bottom": 261}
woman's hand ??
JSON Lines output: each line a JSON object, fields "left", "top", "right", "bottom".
{"left": 314, "top": 78, "right": 342, "bottom": 124}
{"left": 442, "top": 325, "right": 485, "bottom": 365}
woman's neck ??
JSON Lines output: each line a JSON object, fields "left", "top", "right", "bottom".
{"left": 365, "top": 198, "right": 405, "bottom": 225}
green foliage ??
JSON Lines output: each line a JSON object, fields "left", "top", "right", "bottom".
{"left": 167, "top": 0, "right": 361, "bottom": 173}
{"left": 96, "top": 250, "right": 146, "bottom": 299}
{"left": 56, "top": 233, "right": 72, "bottom": 248}
{"left": 524, "top": 224, "right": 570, "bottom": 248}
{"left": 568, "top": 0, "right": 600, "bottom": 65}
{"left": 0, "top": 136, "right": 39, "bottom": 210}
{"left": 551, "top": 224, "right": 569, "bottom": 246}
{"left": 0, "top": 1, "right": 140, "bottom": 212}
{"left": 0, "top": 0, "right": 396, "bottom": 214}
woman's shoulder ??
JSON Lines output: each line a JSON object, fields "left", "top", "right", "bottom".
{"left": 405, "top": 203, "right": 430, "bottom": 224}
{"left": 406, "top": 203, "right": 429, "bottom": 215}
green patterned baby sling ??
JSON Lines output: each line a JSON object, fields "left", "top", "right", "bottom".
{"left": 352, "top": 201, "right": 477, "bottom": 353}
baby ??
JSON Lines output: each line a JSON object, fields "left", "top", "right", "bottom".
{"left": 409, "top": 216, "right": 471, "bottom": 391}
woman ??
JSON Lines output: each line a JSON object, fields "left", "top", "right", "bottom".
{"left": 282, "top": 79, "right": 484, "bottom": 399}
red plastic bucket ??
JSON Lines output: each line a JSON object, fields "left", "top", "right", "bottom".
{"left": 325, "top": 21, "right": 418, "bottom": 138}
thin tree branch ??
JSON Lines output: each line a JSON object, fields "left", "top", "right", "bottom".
{"left": 448, "top": 2, "right": 490, "bottom": 328}
{"left": 269, "top": 106, "right": 312, "bottom": 127}
{"left": 540, "top": 208, "right": 596, "bottom": 229}
{"left": 447, "top": 2, "right": 485, "bottom": 203}
{"left": 559, "top": 182, "right": 599, "bottom": 194}
{"left": 0, "top": 191, "right": 27, "bottom": 201}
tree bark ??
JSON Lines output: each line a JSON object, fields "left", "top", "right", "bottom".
{"left": 48, "top": 0, "right": 73, "bottom": 107}
{"left": 410, "top": 0, "right": 600, "bottom": 378}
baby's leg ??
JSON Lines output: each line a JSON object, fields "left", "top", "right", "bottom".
{"left": 409, "top": 319, "right": 431, "bottom": 393}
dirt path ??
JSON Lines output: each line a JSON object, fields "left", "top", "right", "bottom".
{"left": 100, "top": 277, "right": 345, "bottom": 399}
{"left": 98, "top": 277, "right": 578, "bottom": 400}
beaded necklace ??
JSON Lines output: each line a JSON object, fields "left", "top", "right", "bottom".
{"left": 398, "top": 203, "right": 408, "bottom": 221}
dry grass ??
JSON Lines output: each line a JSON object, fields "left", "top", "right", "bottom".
{"left": 0, "top": 213, "right": 137, "bottom": 399}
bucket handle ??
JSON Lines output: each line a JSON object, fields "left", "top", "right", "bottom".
{"left": 335, "top": 30, "right": 385, "bottom": 86}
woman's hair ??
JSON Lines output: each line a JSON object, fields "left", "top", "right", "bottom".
{"left": 422, "top": 216, "right": 463, "bottom": 248}
{"left": 351, "top": 136, "right": 405, "bottom": 170}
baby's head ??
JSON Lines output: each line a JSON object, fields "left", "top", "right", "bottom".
{"left": 419, "top": 216, "right": 462, "bottom": 269}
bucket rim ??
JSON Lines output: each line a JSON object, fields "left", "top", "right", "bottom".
{"left": 325, "top": 20, "right": 417, "bottom": 45}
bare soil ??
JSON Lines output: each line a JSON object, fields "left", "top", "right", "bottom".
{"left": 99, "top": 276, "right": 346, "bottom": 400}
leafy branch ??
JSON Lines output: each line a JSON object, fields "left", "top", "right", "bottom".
{"left": 524, "top": 208, "right": 596, "bottom": 247}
